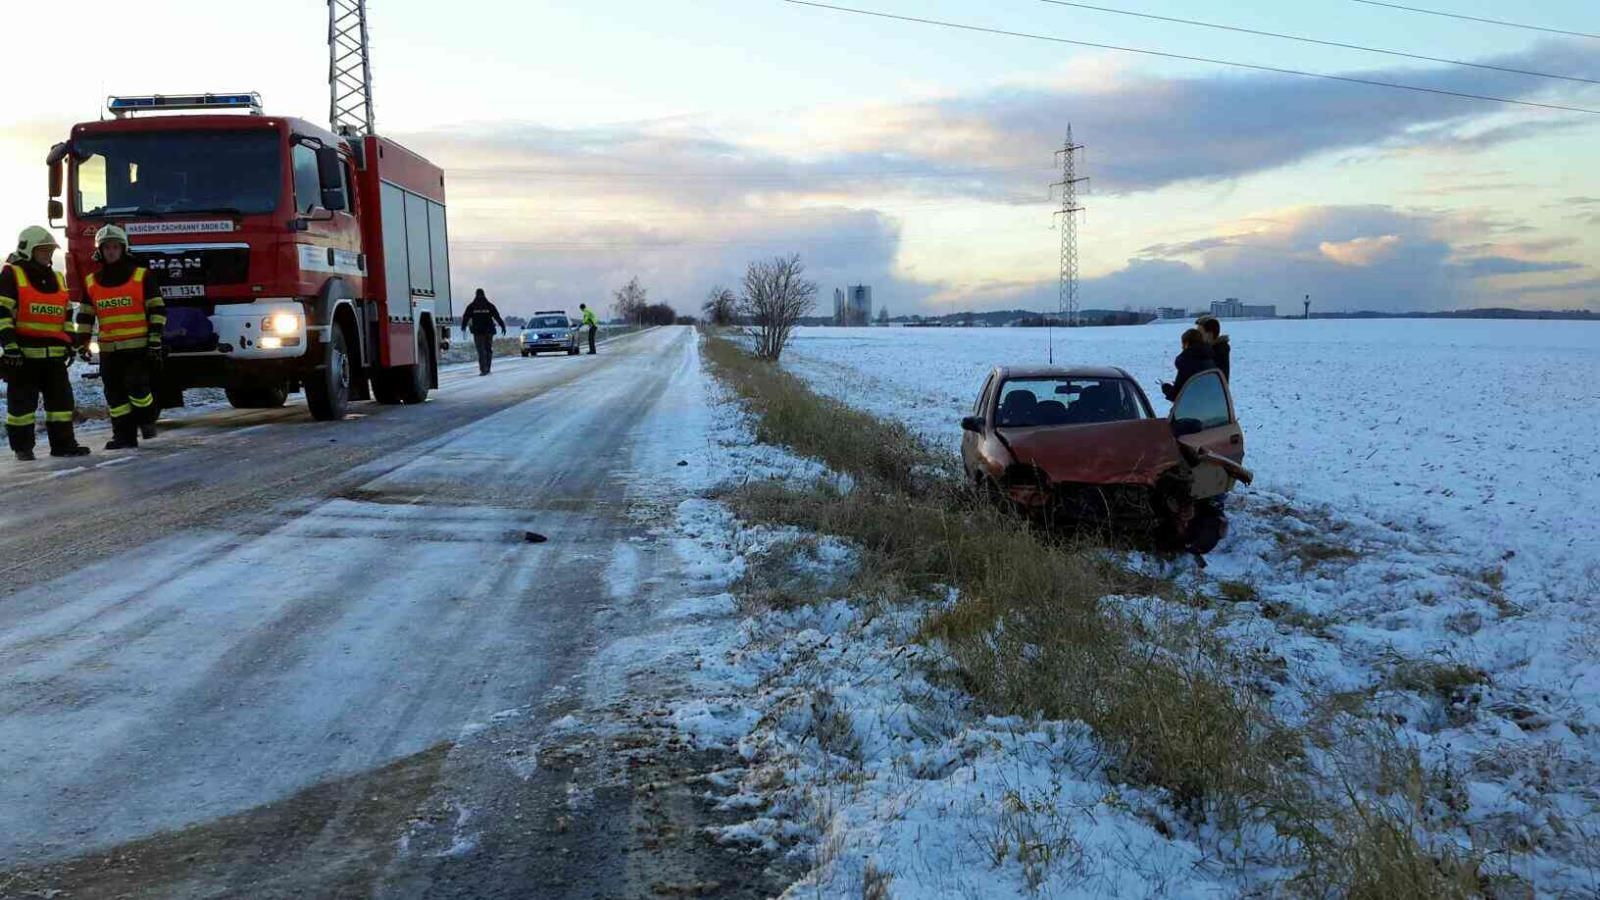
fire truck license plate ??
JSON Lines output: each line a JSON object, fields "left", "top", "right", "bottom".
{"left": 160, "top": 284, "right": 206, "bottom": 299}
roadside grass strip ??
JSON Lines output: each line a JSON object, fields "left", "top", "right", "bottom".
{"left": 702, "top": 333, "right": 1494, "bottom": 898}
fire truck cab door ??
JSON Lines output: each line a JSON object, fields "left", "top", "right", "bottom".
{"left": 291, "top": 143, "right": 364, "bottom": 295}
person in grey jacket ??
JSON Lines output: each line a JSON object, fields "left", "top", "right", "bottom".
{"left": 460, "top": 289, "right": 506, "bottom": 375}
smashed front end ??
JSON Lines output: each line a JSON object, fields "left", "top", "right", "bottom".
{"left": 995, "top": 419, "right": 1247, "bottom": 554}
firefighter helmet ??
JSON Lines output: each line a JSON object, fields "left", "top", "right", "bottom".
{"left": 15, "top": 225, "right": 59, "bottom": 260}
{"left": 95, "top": 224, "right": 130, "bottom": 250}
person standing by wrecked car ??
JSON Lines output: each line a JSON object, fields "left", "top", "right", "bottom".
{"left": 1195, "top": 314, "right": 1230, "bottom": 382}
{"left": 1161, "top": 328, "right": 1216, "bottom": 401}
{"left": 0, "top": 227, "right": 91, "bottom": 460}
{"left": 460, "top": 288, "right": 506, "bottom": 376}
{"left": 579, "top": 303, "right": 598, "bottom": 355}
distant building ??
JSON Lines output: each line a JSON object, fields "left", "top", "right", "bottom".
{"left": 1209, "top": 298, "right": 1276, "bottom": 319}
{"left": 1158, "top": 307, "right": 1189, "bottom": 319}
{"left": 834, "top": 285, "right": 873, "bottom": 325}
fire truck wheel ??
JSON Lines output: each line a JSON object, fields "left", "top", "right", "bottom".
{"left": 398, "top": 329, "right": 432, "bottom": 404}
{"left": 306, "top": 327, "right": 352, "bottom": 421}
{"left": 371, "top": 371, "right": 402, "bottom": 404}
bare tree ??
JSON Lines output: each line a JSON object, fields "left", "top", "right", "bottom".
{"left": 702, "top": 286, "right": 737, "bottom": 327}
{"left": 875, "top": 306, "right": 889, "bottom": 326}
{"left": 737, "top": 255, "right": 816, "bottom": 361}
{"left": 612, "top": 276, "right": 648, "bottom": 324}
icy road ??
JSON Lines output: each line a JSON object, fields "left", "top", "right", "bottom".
{"left": 0, "top": 326, "right": 769, "bottom": 897}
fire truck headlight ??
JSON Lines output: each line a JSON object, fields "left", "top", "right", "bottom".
{"left": 266, "top": 312, "right": 301, "bottom": 334}
{"left": 259, "top": 336, "right": 284, "bottom": 350}
{"left": 88, "top": 340, "right": 100, "bottom": 356}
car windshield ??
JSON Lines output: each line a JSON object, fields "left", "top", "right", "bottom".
{"left": 73, "top": 130, "right": 280, "bottom": 217}
{"left": 527, "top": 316, "right": 568, "bottom": 329}
{"left": 995, "top": 377, "right": 1148, "bottom": 427}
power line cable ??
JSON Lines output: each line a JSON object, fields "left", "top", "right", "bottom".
{"left": 1034, "top": 0, "right": 1599, "bottom": 86}
{"left": 779, "top": 0, "right": 1600, "bottom": 116}
{"left": 1347, "top": 0, "right": 1600, "bottom": 41}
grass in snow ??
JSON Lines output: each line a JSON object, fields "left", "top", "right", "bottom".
{"left": 704, "top": 332, "right": 1489, "bottom": 898}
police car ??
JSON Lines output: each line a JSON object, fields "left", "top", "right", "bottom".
{"left": 520, "top": 310, "right": 580, "bottom": 356}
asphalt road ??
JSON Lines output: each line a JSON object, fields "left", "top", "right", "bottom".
{"left": 0, "top": 326, "right": 777, "bottom": 898}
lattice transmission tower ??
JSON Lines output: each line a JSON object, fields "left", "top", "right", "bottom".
{"left": 1052, "top": 127, "right": 1088, "bottom": 327}
{"left": 328, "top": 0, "right": 376, "bottom": 136}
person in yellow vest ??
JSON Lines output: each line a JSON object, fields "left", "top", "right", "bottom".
{"left": 0, "top": 227, "right": 90, "bottom": 460}
{"left": 76, "top": 225, "right": 165, "bottom": 449}
{"left": 579, "top": 303, "right": 599, "bottom": 355}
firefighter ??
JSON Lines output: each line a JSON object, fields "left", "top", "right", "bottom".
{"left": 0, "top": 226, "right": 90, "bottom": 460}
{"left": 77, "top": 225, "right": 165, "bottom": 449}
{"left": 579, "top": 303, "right": 598, "bottom": 355}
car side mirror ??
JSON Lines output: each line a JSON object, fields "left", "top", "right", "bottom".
{"left": 960, "top": 415, "right": 985, "bottom": 434}
{"left": 1173, "top": 417, "right": 1204, "bottom": 437}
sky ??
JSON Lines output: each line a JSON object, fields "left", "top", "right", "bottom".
{"left": 2, "top": 0, "right": 1597, "bottom": 317}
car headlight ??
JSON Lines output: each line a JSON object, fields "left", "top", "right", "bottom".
{"left": 265, "top": 312, "right": 301, "bottom": 334}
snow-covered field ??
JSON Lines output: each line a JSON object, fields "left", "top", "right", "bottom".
{"left": 775, "top": 319, "right": 1600, "bottom": 893}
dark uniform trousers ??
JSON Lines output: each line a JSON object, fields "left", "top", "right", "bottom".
{"left": 474, "top": 332, "right": 495, "bottom": 374}
{"left": 100, "top": 349, "right": 156, "bottom": 441}
{"left": 5, "top": 357, "right": 76, "bottom": 454}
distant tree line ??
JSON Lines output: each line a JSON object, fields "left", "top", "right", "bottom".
{"left": 609, "top": 276, "right": 695, "bottom": 326}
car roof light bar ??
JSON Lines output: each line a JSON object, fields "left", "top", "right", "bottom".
{"left": 107, "top": 93, "right": 264, "bottom": 118}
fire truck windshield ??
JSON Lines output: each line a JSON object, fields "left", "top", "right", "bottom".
{"left": 73, "top": 131, "right": 281, "bottom": 218}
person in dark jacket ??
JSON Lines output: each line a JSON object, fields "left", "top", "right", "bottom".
{"left": 1195, "top": 314, "right": 1231, "bottom": 381}
{"left": 1161, "top": 328, "right": 1216, "bottom": 401}
{"left": 459, "top": 289, "right": 506, "bottom": 376}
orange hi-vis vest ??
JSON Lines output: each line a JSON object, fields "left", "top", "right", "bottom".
{"left": 12, "top": 265, "right": 72, "bottom": 344}
{"left": 84, "top": 268, "right": 152, "bottom": 349}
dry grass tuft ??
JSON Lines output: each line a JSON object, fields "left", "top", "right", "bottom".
{"left": 703, "top": 332, "right": 949, "bottom": 494}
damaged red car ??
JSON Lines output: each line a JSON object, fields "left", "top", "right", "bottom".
{"left": 960, "top": 365, "right": 1252, "bottom": 554}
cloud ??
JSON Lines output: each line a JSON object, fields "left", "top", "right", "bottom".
{"left": 375, "top": 38, "right": 1600, "bottom": 317}
{"left": 781, "top": 39, "right": 1600, "bottom": 197}
{"left": 1319, "top": 235, "right": 1404, "bottom": 267}
{"left": 1136, "top": 236, "right": 1235, "bottom": 257}
{"left": 977, "top": 205, "right": 1593, "bottom": 314}
{"left": 1455, "top": 257, "right": 1582, "bottom": 277}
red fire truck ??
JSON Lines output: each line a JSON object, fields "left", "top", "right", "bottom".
{"left": 45, "top": 92, "right": 452, "bottom": 420}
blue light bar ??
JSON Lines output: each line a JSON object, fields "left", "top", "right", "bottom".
{"left": 107, "top": 93, "right": 263, "bottom": 117}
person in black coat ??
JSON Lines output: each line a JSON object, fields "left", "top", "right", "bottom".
{"left": 1195, "top": 314, "right": 1230, "bottom": 381}
{"left": 1161, "top": 328, "right": 1216, "bottom": 401}
{"left": 459, "top": 289, "right": 506, "bottom": 376}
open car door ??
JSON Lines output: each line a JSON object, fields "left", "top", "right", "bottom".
{"left": 1169, "top": 371, "right": 1247, "bottom": 496}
